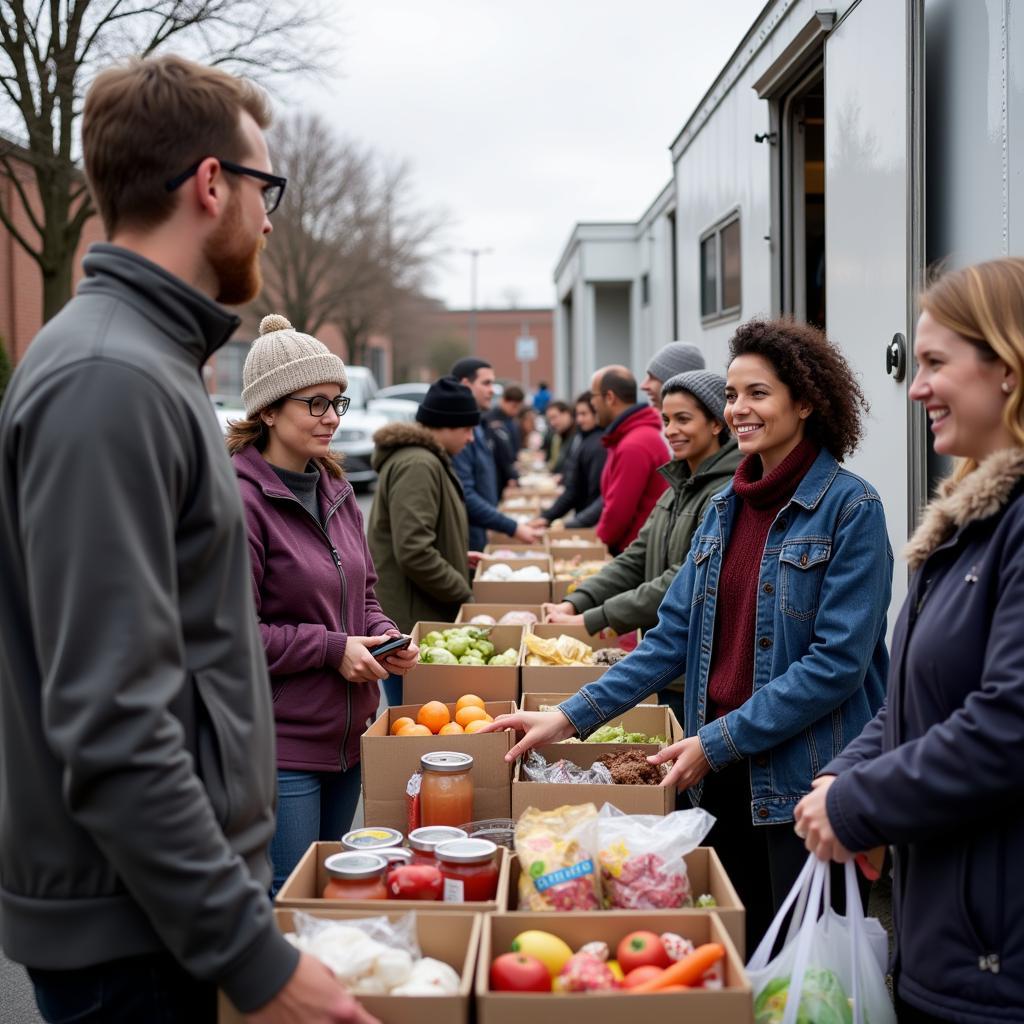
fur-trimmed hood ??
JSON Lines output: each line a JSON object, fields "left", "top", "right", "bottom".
{"left": 371, "top": 421, "right": 447, "bottom": 470}
{"left": 904, "top": 447, "right": 1024, "bottom": 569}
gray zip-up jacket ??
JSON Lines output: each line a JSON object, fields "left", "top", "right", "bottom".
{"left": 0, "top": 245, "right": 297, "bottom": 1012}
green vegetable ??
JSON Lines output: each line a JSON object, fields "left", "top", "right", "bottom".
{"left": 423, "top": 631, "right": 444, "bottom": 647}
{"left": 754, "top": 969, "right": 853, "bottom": 1024}
{"left": 458, "top": 653, "right": 486, "bottom": 665}
{"left": 696, "top": 893, "right": 717, "bottom": 908}
{"left": 444, "top": 635, "right": 471, "bottom": 657}
{"left": 488, "top": 649, "right": 518, "bottom": 666}
{"left": 585, "top": 723, "right": 665, "bottom": 745}
{"left": 420, "top": 646, "right": 458, "bottom": 665}
{"left": 472, "top": 639, "right": 496, "bottom": 659}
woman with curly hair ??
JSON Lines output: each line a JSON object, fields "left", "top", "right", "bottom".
{"left": 484, "top": 318, "right": 892, "bottom": 949}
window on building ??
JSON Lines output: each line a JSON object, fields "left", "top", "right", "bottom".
{"left": 700, "top": 211, "right": 741, "bottom": 322}
{"left": 641, "top": 272, "right": 650, "bottom": 306}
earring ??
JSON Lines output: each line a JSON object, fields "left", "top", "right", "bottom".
{"left": 1002, "top": 382, "right": 1013, "bottom": 394}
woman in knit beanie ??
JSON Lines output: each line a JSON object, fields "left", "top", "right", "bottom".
{"left": 367, "top": 376, "right": 482, "bottom": 703}
{"left": 483, "top": 318, "right": 892, "bottom": 953}
{"left": 227, "top": 314, "right": 417, "bottom": 893}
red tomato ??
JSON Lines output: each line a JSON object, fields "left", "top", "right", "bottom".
{"left": 622, "top": 965, "right": 666, "bottom": 989}
{"left": 387, "top": 864, "right": 443, "bottom": 900}
{"left": 616, "top": 931, "right": 672, "bottom": 973}
{"left": 490, "top": 953, "right": 552, "bottom": 992}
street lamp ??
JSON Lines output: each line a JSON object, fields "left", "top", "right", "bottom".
{"left": 462, "top": 246, "right": 493, "bottom": 354}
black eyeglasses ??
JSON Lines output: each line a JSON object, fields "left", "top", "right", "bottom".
{"left": 284, "top": 394, "right": 350, "bottom": 418}
{"left": 165, "top": 158, "right": 287, "bottom": 214}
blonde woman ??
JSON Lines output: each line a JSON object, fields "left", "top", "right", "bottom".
{"left": 796, "top": 258, "right": 1024, "bottom": 1023}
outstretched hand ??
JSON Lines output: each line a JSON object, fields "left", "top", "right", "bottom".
{"left": 648, "top": 736, "right": 712, "bottom": 790}
{"left": 477, "top": 709, "right": 576, "bottom": 761}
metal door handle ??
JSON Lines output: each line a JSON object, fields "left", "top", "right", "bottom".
{"left": 886, "top": 333, "right": 906, "bottom": 382}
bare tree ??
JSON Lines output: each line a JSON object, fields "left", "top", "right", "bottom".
{"left": 0, "top": 0, "right": 333, "bottom": 322}
{"left": 258, "top": 112, "right": 445, "bottom": 368}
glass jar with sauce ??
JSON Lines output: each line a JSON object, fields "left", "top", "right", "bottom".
{"left": 420, "top": 752, "right": 474, "bottom": 828}
{"left": 435, "top": 838, "right": 499, "bottom": 902}
{"left": 341, "top": 827, "right": 404, "bottom": 853}
{"left": 408, "top": 826, "right": 468, "bottom": 865}
{"left": 322, "top": 852, "right": 388, "bottom": 901}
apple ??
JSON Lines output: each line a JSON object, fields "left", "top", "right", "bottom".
{"left": 490, "top": 953, "right": 552, "bottom": 993}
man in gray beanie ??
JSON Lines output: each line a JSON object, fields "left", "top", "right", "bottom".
{"left": 641, "top": 341, "right": 705, "bottom": 409}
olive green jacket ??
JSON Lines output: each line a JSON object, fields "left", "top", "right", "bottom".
{"left": 369, "top": 423, "right": 472, "bottom": 632}
{"left": 566, "top": 439, "right": 741, "bottom": 635}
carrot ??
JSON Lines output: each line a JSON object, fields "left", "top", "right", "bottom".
{"left": 629, "top": 943, "right": 725, "bottom": 993}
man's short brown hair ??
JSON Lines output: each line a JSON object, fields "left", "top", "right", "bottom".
{"left": 82, "top": 54, "right": 271, "bottom": 236}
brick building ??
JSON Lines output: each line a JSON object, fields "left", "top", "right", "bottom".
{"left": 423, "top": 307, "right": 555, "bottom": 395}
{"left": 1, "top": 149, "right": 104, "bottom": 364}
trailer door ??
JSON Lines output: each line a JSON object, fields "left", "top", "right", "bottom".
{"left": 824, "top": 0, "right": 924, "bottom": 619}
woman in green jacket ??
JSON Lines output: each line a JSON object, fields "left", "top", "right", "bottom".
{"left": 544, "top": 370, "right": 740, "bottom": 722}
{"left": 369, "top": 377, "right": 481, "bottom": 704}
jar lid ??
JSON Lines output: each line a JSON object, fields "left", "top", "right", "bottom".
{"left": 324, "top": 851, "right": 387, "bottom": 880}
{"left": 341, "top": 827, "right": 404, "bottom": 851}
{"left": 420, "top": 751, "right": 474, "bottom": 774}
{"left": 434, "top": 837, "right": 498, "bottom": 865}
{"left": 379, "top": 847, "right": 414, "bottom": 867}
{"left": 408, "top": 826, "right": 468, "bottom": 852}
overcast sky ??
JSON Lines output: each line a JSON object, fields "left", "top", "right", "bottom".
{"left": 288, "top": 0, "right": 765, "bottom": 311}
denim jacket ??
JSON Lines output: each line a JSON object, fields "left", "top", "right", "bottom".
{"left": 559, "top": 449, "right": 892, "bottom": 825}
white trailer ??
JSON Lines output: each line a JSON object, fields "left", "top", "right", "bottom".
{"left": 555, "top": 0, "right": 1023, "bottom": 615}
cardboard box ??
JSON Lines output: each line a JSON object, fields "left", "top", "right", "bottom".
{"left": 219, "top": 909, "right": 481, "bottom": 1024}
{"left": 505, "top": 847, "right": 745, "bottom": 957}
{"left": 361, "top": 700, "right": 516, "bottom": 832}
{"left": 277, "top": 840, "right": 511, "bottom": 914}
{"left": 549, "top": 544, "right": 609, "bottom": 565}
{"left": 473, "top": 556, "right": 552, "bottom": 605}
{"left": 520, "top": 623, "right": 638, "bottom": 694}
{"left": 512, "top": 742, "right": 675, "bottom": 817}
{"left": 476, "top": 911, "right": 751, "bottom": 1024}
{"left": 518, "top": 694, "right": 680, "bottom": 743}
{"left": 483, "top": 543, "right": 549, "bottom": 558}
{"left": 455, "top": 603, "right": 544, "bottom": 625}
{"left": 545, "top": 527, "right": 603, "bottom": 546}
{"left": 498, "top": 496, "right": 543, "bottom": 514}
{"left": 404, "top": 622, "right": 522, "bottom": 704}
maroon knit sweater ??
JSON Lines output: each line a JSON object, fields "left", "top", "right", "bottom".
{"left": 707, "top": 438, "right": 820, "bottom": 718}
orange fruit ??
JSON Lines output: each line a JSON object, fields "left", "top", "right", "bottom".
{"left": 390, "top": 716, "right": 415, "bottom": 736}
{"left": 455, "top": 693, "right": 486, "bottom": 713}
{"left": 397, "top": 723, "right": 432, "bottom": 737}
{"left": 455, "top": 705, "right": 488, "bottom": 728}
{"left": 438, "top": 722, "right": 465, "bottom": 736}
{"left": 482, "top": 713, "right": 494, "bottom": 722}
{"left": 416, "top": 700, "right": 451, "bottom": 734}
{"left": 464, "top": 719, "right": 490, "bottom": 734}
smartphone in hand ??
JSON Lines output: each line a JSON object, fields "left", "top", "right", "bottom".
{"left": 372, "top": 634, "right": 413, "bottom": 660}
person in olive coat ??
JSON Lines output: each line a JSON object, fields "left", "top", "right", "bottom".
{"left": 544, "top": 371, "right": 740, "bottom": 723}
{"left": 369, "top": 377, "right": 480, "bottom": 703}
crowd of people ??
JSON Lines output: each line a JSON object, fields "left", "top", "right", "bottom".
{"left": 1, "top": 53, "right": 1023, "bottom": 1024}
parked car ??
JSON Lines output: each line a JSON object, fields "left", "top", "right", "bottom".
{"left": 331, "top": 367, "right": 417, "bottom": 490}
{"left": 375, "top": 382, "right": 429, "bottom": 404}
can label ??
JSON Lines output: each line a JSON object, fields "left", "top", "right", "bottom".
{"left": 443, "top": 877, "right": 464, "bottom": 902}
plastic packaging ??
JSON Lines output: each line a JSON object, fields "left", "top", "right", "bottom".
{"left": 595, "top": 804, "right": 715, "bottom": 909}
{"left": 522, "top": 750, "right": 613, "bottom": 785}
{"left": 514, "top": 803, "right": 602, "bottom": 911}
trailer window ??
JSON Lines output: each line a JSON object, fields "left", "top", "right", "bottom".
{"left": 700, "top": 211, "right": 741, "bottom": 323}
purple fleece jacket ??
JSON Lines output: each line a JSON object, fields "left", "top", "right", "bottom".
{"left": 233, "top": 446, "right": 395, "bottom": 771}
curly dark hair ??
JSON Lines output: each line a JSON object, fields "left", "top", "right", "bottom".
{"left": 728, "top": 318, "right": 868, "bottom": 460}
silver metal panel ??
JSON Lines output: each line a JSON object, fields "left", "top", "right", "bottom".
{"left": 825, "top": 0, "right": 921, "bottom": 618}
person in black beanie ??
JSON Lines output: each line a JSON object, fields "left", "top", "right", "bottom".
{"left": 368, "top": 376, "right": 481, "bottom": 703}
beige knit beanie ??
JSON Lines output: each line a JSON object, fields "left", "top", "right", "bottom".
{"left": 241, "top": 314, "right": 349, "bottom": 418}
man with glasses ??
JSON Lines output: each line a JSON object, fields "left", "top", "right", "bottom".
{"left": 0, "top": 55, "right": 374, "bottom": 1024}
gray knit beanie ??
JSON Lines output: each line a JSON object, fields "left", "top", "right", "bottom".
{"left": 661, "top": 369, "right": 728, "bottom": 426}
{"left": 241, "top": 314, "right": 349, "bottom": 417}
{"left": 645, "top": 341, "right": 705, "bottom": 382}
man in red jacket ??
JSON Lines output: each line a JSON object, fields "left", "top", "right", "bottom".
{"left": 591, "top": 365, "right": 669, "bottom": 553}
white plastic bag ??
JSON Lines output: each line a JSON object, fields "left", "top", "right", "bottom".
{"left": 747, "top": 855, "right": 895, "bottom": 1024}
{"left": 595, "top": 803, "right": 715, "bottom": 909}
